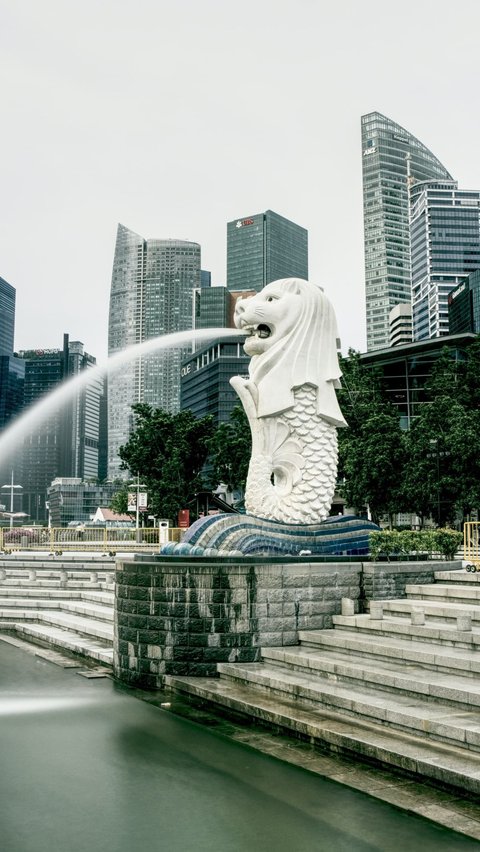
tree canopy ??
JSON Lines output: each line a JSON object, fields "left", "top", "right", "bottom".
{"left": 338, "top": 341, "right": 480, "bottom": 527}
{"left": 207, "top": 404, "right": 250, "bottom": 492}
{"left": 337, "top": 351, "right": 405, "bottom": 525}
{"left": 115, "top": 404, "right": 214, "bottom": 523}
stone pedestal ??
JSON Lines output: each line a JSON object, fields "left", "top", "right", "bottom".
{"left": 114, "top": 555, "right": 362, "bottom": 689}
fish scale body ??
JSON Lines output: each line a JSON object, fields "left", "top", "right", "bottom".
{"left": 244, "top": 386, "right": 338, "bottom": 524}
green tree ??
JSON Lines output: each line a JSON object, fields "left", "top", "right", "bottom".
{"left": 207, "top": 404, "right": 250, "bottom": 491}
{"left": 118, "top": 404, "right": 214, "bottom": 523}
{"left": 110, "top": 483, "right": 130, "bottom": 516}
{"left": 337, "top": 351, "right": 406, "bottom": 525}
{"left": 403, "top": 347, "right": 480, "bottom": 526}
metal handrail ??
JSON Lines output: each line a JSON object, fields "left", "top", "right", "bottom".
{"left": 464, "top": 521, "right": 480, "bottom": 571}
{"left": 0, "top": 526, "right": 183, "bottom": 553}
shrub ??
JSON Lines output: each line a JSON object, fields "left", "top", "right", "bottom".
{"left": 434, "top": 529, "right": 462, "bottom": 560}
{"left": 369, "top": 528, "right": 461, "bottom": 561}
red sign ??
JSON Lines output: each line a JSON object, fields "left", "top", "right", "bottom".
{"left": 178, "top": 509, "right": 190, "bottom": 528}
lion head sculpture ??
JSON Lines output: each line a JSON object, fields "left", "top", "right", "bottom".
{"left": 233, "top": 277, "right": 347, "bottom": 427}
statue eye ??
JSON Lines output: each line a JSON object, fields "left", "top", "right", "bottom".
{"left": 267, "top": 295, "right": 277, "bottom": 302}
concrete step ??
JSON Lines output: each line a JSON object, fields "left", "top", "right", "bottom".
{"left": 261, "top": 645, "right": 480, "bottom": 709}
{"left": 0, "top": 598, "right": 114, "bottom": 622}
{"left": 165, "top": 674, "right": 480, "bottom": 797}
{"left": 0, "top": 587, "right": 113, "bottom": 604}
{"left": 13, "top": 622, "right": 113, "bottom": 666}
{"left": 435, "top": 569, "right": 480, "bottom": 585}
{"left": 407, "top": 582, "right": 480, "bottom": 605}
{"left": 298, "top": 629, "right": 480, "bottom": 676}
{"left": 0, "top": 611, "right": 114, "bottom": 641}
{"left": 0, "top": 579, "right": 114, "bottom": 590}
{"left": 332, "top": 613, "right": 480, "bottom": 650}
{"left": 214, "top": 661, "right": 480, "bottom": 753}
{"left": 380, "top": 597, "right": 480, "bottom": 624}
{"left": 0, "top": 559, "right": 114, "bottom": 569}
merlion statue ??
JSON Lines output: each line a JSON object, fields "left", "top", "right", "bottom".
{"left": 164, "top": 277, "right": 377, "bottom": 555}
{"left": 230, "top": 278, "right": 347, "bottom": 525}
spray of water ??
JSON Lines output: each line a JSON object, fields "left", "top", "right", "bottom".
{"left": 0, "top": 328, "right": 243, "bottom": 464}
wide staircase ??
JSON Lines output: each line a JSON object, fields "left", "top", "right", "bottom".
{"left": 0, "top": 556, "right": 114, "bottom": 666}
{"left": 167, "top": 567, "right": 480, "bottom": 797}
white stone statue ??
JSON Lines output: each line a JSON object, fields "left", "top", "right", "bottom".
{"left": 230, "top": 278, "right": 347, "bottom": 525}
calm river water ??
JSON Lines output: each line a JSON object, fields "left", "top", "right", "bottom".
{"left": 0, "top": 643, "right": 476, "bottom": 852}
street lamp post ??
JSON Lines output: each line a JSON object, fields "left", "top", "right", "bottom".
{"left": 128, "top": 476, "right": 147, "bottom": 531}
{"left": 1, "top": 471, "right": 23, "bottom": 528}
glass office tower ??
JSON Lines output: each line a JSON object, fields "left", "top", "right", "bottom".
{"left": 410, "top": 181, "right": 480, "bottom": 340}
{"left": 361, "top": 113, "right": 453, "bottom": 351}
{"left": 0, "top": 276, "right": 15, "bottom": 356}
{"left": 18, "top": 336, "right": 103, "bottom": 524}
{"left": 449, "top": 269, "right": 480, "bottom": 334}
{"left": 108, "top": 224, "right": 201, "bottom": 479}
{"left": 226, "top": 210, "right": 308, "bottom": 292}
{"left": 0, "top": 277, "right": 24, "bottom": 502}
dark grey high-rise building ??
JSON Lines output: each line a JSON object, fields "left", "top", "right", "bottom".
{"left": 0, "top": 277, "right": 23, "bottom": 431}
{"left": 194, "top": 286, "right": 230, "bottom": 331}
{"left": 227, "top": 210, "right": 308, "bottom": 292}
{"left": 0, "top": 277, "right": 15, "bottom": 356}
{"left": 0, "top": 277, "right": 25, "bottom": 503}
{"left": 108, "top": 224, "right": 201, "bottom": 478}
{"left": 18, "top": 335, "right": 103, "bottom": 524}
{"left": 180, "top": 338, "right": 249, "bottom": 427}
{"left": 449, "top": 269, "right": 480, "bottom": 335}
{"left": 361, "top": 112, "right": 453, "bottom": 351}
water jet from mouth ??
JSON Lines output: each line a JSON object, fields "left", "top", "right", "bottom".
{"left": 0, "top": 328, "right": 242, "bottom": 464}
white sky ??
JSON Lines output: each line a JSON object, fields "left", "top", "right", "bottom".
{"left": 2, "top": 0, "right": 480, "bottom": 361}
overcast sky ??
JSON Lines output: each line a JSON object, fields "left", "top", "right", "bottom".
{"left": 2, "top": 0, "right": 479, "bottom": 361}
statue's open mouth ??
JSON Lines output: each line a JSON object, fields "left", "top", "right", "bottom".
{"left": 245, "top": 323, "right": 272, "bottom": 339}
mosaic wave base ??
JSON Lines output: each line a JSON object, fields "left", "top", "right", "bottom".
{"left": 160, "top": 514, "right": 379, "bottom": 557}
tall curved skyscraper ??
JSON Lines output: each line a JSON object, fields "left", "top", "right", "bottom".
{"left": 361, "top": 112, "right": 453, "bottom": 351}
{"left": 107, "top": 224, "right": 201, "bottom": 479}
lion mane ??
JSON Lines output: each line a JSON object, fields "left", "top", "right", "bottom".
{"left": 246, "top": 278, "right": 347, "bottom": 427}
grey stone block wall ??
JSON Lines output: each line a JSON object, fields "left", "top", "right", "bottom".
{"left": 114, "top": 556, "right": 362, "bottom": 688}
{"left": 362, "top": 560, "right": 462, "bottom": 603}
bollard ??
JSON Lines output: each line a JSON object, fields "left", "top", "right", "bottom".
{"left": 90, "top": 571, "right": 98, "bottom": 584}
{"left": 59, "top": 569, "right": 68, "bottom": 587}
{"left": 411, "top": 608, "right": 425, "bottom": 626}
{"left": 27, "top": 569, "right": 37, "bottom": 582}
{"left": 0, "top": 567, "right": 6, "bottom": 582}
{"left": 341, "top": 597, "right": 355, "bottom": 617}
{"left": 457, "top": 614, "right": 472, "bottom": 632}
{"left": 369, "top": 601, "right": 383, "bottom": 620}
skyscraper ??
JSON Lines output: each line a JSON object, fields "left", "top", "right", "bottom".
{"left": 18, "top": 335, "right": 103, "bottom": 524}
{"left": 194, "top": 286, "right": 230, "bottom": 332}
{"left": 449, "top": 269, "right": 480, "bottom": 335}
{"left": 410, "top": 181, "right": 480, "bottom": 340}
{"left": 361, "top": 112, "right": 453, "bottom": 351}
{"left": 108, "top": 224, "right": 201, "bottom": 478}
{"left": 0, "top": 276, "right": 15, "bottom": 356}
{"left": 0, "top": 277, "right": 25, "bottom": 501}
{"left": 226, "top": 210, "right": 308, "bottom": 292}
